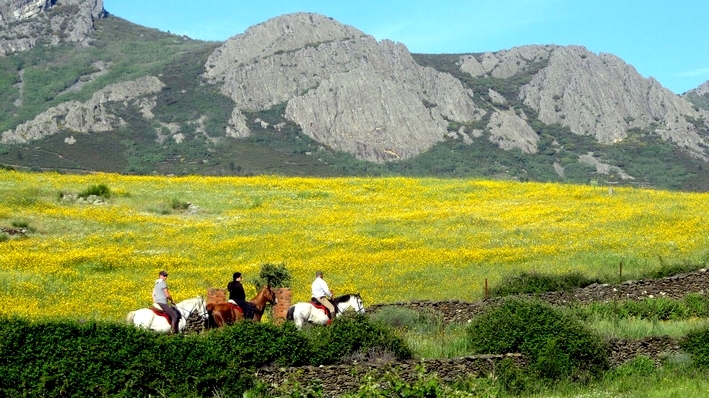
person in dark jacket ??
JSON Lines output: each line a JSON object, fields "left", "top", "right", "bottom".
{"left": 227, "top": 272, "right": 255, "bottom": 319}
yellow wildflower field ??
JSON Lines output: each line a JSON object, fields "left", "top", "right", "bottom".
{"left": 1, "top": 170, "right": 709, "bottom": 321}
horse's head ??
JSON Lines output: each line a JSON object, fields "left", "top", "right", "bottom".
{"left": 264, "top": 285, "right": 277, "bottom": 305}
{"left": 334, "top": 293, "right": 365, "bottom": 314}
{"left": 173, "top": 297, "right": 209, "bottom": 325}
{"left": 196, "top": 296, "right": 209, "bottom": 320}
{"left": 352, "top": 293, "right": 365, "bottom": 314}
{"left": 252, "top": 284, "right": 277, "bottom": 306}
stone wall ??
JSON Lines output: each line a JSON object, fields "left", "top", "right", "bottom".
{"left": 367, "top": 269, "right": 709, "bottom": 324}
{"left": 256, "top": 354, "right": 524, "bottom": 397}
{"left": 255, "top": 336, "right": 682, "bottom": 397}
{"left": 234, "top": 271, "right": 705, "bottom": 395}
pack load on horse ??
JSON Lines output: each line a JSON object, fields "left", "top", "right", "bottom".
{"left": 207, "top": 284, "right": 277, "bottom": 328}
{"left": 126, "top": 296, "right": 208, "bottom": 333}
{"left": 286, "top": 293, "right": 365, "bottom": 330}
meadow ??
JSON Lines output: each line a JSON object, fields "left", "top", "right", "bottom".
{"left": 2, "top": 170, "right": 709, "bottom": 322}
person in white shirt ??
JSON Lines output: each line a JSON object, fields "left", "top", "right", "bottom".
{"left": 311, "top": 270, "right": 335, "bottom": 318}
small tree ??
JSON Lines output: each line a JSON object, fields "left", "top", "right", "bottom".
{"left": 255, "top": 262, "right": 292, "bottom": 289}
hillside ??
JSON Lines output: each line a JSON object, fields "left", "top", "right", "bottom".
{"left": 1, "top": 1, "right": 709, "bottom": 190}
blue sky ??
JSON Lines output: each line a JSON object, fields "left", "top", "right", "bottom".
{"left": 104, "top": 0, "right": 709, "bottom": 94}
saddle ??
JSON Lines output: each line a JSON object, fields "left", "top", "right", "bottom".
{"left": 150, "top": 303, "right": 181, "bottom": 324}
{"left": 226, "top": 300, "right": 244, "bottom": 313}
{"left": 150, "top": 306, "right": 173, "bottom": 323}
{"left": 310, "top": 297, "right": 335, "bottom": 319}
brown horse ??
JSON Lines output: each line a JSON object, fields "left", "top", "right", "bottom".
{"left": 207, "top": 285, "right": 277, "bottom": 327}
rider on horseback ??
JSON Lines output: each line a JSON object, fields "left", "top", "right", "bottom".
{"left": 152, "top": 270, "right": 180, "bottom": 334}
{"left": 311, "top": 270, "right": 335, "bottom": 319}
{"left": 227, "top": 272, "right": 256, "bottom": 320}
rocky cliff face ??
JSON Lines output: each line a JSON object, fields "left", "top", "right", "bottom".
{"left": 1, "top": 76, "right": 164, "bottom": 143}
{"left": 461, "top": 45, "right": 709, "bottom": 160}
{"left": 691, "top": 81, "right": 709, "bottom": 96}
{"left": 205, "top": 12, "right": 483, "bottom": 162}
{"left": 0, "top": 0, "right": 104, "bottom": 55}
{"left": 205, "top": 14, "right": 709, "bottom": 163}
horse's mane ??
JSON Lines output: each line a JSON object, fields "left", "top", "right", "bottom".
{"left": 177, "top": 296, "right": 204, "bottom": 307}
{"left": 333, "top": 294, "right": 358, "bottom": 304}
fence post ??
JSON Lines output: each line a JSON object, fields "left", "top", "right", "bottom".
{"left": 484, "top": 278, "right": 488, "bottom": 299}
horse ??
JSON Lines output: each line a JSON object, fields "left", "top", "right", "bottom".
{"left": 126, "top": 296, "right": 208, "bottom": 334}
{"left": 286, "top": 293, "right": 365, "bottom": 330}
{"left": 207, "top": 284, "right": 277, "bottom": 328}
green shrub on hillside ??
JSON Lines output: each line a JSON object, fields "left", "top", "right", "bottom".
{"left": 0, "top": 314, "right": 409, "bottom": 396}
{"left": 303, "top": 312, "right": 413, "bottom": 365}
{"left": 78, "top": 183, "right": 111, "bottom": 199}
{"left": 0, "top": 319, "right": 301, "bottom": 396}
{"left": 572, "top": 294, "right": 709, "bottom": 322}
{"left": 368, "top": 305, "right": 442, "bottom": 333}
{"left": 648, "top": 259, "right": 706, "bottom": 279}
{"left": 681, "top": 325, "right": 709, "bottom": 368}
{"left": 170, "top": 198, "right": 190, "bottom": 210}
{"left": 255, "top": 262, "right": 292, "bottom": 289}
{"left": 490, "top": 271, "right": 601, "bottom": 297}
{"left": 466, "top": 298, "right": 609, "bottom": 384}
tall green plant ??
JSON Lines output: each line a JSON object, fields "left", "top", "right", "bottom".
{"left": 255, "top": 262, "right": 292, "bottom": 289}
{"left": 466, "top": 298, "right": 609, "bottom": 383}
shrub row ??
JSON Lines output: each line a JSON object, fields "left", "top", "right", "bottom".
{"left": 0, "top": 313, "right": 409, "bottom": 397}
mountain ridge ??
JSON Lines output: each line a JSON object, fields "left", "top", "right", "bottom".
{"left": 1, "top": 1, "right": 709, "bottom": 191}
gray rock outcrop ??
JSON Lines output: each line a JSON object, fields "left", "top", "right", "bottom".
{"left": 1, "top": 76, "right": 164, "bottom": 143}
{"left": 205, "top": 12, "right": 483, "bottom": 162}
{"left": 0, "top": 0, "right": 104, "bottom": 55}
{"left": 688, "top": 81, "right": 709, "bottom": 96}
{"left": 487, "top": 109, "right": 538, "bottom": 153}
{"left": 462, "top": 45, "right": 709, "bottom": 160}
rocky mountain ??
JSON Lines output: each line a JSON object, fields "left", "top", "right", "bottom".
{"left": 0, "top": 0, "right": 104, "bottom": 54}
{"left": 1, "top": 0, "right": 709, "bottom": 190}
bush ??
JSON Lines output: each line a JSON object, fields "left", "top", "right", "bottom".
{"left": 0, "top": 317, "right": 310, "bottom": 397}
{"left": 572, "top": 294, "right": 709, "bottom": 322}
{"left": 0, "top": 314, "right": 409, "bottom": 396}
{"left": 489, "top": 271, "right": 601, "bottom": 297}
{"left": 681, "top": 325, "right": 709, "bottom": 368}
{"left": 368, "top": 305, "right": 442, "bottom": 334}
{"left": 10, "top": 220, "right": 29, "bottom": 228}
{"left": 78, "top": 183, "right": 111, "bottom": 199}
{"left": 170, "top": 198, "right": 190, "bottom": 210}
{"left": 466, "top": 298, "right": 609, "bottom": 383}
{"left": 647, "top": 259, "right": 705, "bottom": 279}
{"left": 302, "top": 312, "right": 413, "bottom": 365}
{"left": 255, "top": 262, "right": 292, "bottom": 289}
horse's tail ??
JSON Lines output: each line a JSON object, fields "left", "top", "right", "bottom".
{"left": 126, "top": 311, "right": 136, "bottom": 324}
{"left": 286, "top": 305, "right": 295, "bottom": 321}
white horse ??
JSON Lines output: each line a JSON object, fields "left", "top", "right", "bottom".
{"left": 286, "top": 293, "right": 365, "bottom": 330}
{"left": 126, "top": 296, "right": 208, "bottom": 333}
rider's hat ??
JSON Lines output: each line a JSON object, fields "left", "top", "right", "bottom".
{"left": 159, "top": 270, "right": 169, "bottom": 276}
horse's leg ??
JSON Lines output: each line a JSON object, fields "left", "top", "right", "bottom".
{"left": 234, "top": 308, "right": 244, "bottom": 322}
{"left": 213, "top": 309, "right": 225, "bottom": 328}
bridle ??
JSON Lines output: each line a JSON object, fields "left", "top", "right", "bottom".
{"left": 338, "top": 294, "right": 365, "bottom": 314}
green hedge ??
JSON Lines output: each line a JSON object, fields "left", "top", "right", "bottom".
{"left": 489, "top": 271, "right": 601, "bottom": 297}
{"left": 682, "top": 325, "right": 709, "bottom": 368}
{"left": 0, "top": 315, "right": 408, "bottom": 397}
{"left": 466, "top": 298, "right": 609, "bottom": 384}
